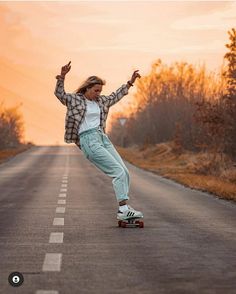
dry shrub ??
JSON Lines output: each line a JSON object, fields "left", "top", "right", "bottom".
{"left": 220, "top": 166, "right": 236, "bottom": 183}
{"left": 192, "top": 152, "right": 233, "bottom": 177}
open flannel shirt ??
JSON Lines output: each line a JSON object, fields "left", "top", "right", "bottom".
{"left": 54, "top": 75, "right": 129, "bottom": 149}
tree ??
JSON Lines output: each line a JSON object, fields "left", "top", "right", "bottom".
{"left": 0, "top": 103, "right": 24, "bottom": 149}
{"left": 222, "top": 28, "right": 236, "bottom": 158}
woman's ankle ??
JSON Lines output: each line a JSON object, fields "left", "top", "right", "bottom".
{"left": 119, "top": 200, "right": 127, "bottom": 206}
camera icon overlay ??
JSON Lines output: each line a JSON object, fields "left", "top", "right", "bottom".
{"left": 8, "top": 272, "right": 24, "bottom": 287}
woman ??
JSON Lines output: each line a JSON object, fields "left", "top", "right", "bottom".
{"left": 54, "top": 61, "right": 143, "bottom": 221}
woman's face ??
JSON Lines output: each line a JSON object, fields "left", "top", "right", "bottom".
{"left": 85, "top": 84, "right": 103, "bottom": 100}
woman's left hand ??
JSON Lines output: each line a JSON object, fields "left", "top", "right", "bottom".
{"left": 130, "top": 70, "right": 141, "bottom": 84}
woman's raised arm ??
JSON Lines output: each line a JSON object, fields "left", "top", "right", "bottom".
{"left": 54, "top": 61, "right": 73, "bottom": 106}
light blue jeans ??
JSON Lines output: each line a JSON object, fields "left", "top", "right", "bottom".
{"left": 79, "top": 127, "right": 130, "bottom": 203}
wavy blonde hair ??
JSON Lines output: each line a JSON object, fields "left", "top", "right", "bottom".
{"left": 75, "top": 76, "right": 106, "bottom": 94}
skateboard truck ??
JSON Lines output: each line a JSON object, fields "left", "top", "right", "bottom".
{"left": 118, "top": 217, "right": 144, "bottom": 228}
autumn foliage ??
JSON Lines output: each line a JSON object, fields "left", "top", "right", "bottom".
{"left": 110, "top": 28, "right": 236, "bottom": 161}
{"left": 0, "top": 103, "right": 24, "bottom": 149}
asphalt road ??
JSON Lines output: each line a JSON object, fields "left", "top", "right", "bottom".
{"left": 0, "top": 146, "right": 235, "bottom": 294}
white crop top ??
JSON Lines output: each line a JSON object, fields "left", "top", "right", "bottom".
{"left": 78, "top": 99, "right": 101, "bottom": 134}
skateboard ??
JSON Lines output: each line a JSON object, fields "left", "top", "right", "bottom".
{"left": 118, "top": 217, "right": 144, "bottom": 228}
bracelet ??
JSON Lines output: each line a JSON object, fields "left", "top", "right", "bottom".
{"left": 56, "top": 74, "right": 65, "bottom": 80}
{"left": 127, "top": 81, "right": 134, "bottom": 87}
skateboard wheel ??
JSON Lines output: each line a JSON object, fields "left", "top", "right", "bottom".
{"left": 121, "top": 222, "right": 126, "bottom": 228}
{"left": 118, "top": 220, "right": 122, "bottom": 227}
{"left": 139, "top": 221, "right": 144, "bottom": 228}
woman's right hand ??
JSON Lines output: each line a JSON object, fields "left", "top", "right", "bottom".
{"left": 61, "top": 61, "right": 71, "bottom": 77}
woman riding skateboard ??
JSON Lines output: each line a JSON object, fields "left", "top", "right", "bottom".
{"left": 54, "top": 61, "right": 143, "bottom": 221}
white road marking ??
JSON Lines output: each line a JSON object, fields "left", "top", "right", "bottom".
{"left": 62, "top": 180, "right": 68, "bottom": 183}
{"left": 59, "top": 193, "right": 66, "bottom": 197}
{"left": 61, "top": 184, "right": 67, "bottom": 188}
{"left": 42, "top": 253, "right": 62, "bottom": 271}
{"left": 36, "top": 290, "right": 58, "bottom": 294}
{"left": 58, "top": 199, "right": 66, "bottom": 204}
{"left": 53, "top": 218, "right": 64, "bottom": 226}
{"left": 56, "top": 207, "right": 65, "bottom": 213}
{"left": 49, "top": 232, "right": 64, "bottom": 243}
{"left": 60, "top": 188, "right": 67, "bottom": 192}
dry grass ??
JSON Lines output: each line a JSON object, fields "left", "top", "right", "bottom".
{"left": 117, "top": 142, "right": 236, "bottom": 202}
{"left": 0, "top": 144, "right": 33, "bottom": 164}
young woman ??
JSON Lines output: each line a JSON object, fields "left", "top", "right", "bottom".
{"left": 54, "top": 61, "right": 143, "bottom": 220}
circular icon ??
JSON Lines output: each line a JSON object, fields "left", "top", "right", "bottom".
{"left": 8, "top": 272, "right": 24, "bottom": 287}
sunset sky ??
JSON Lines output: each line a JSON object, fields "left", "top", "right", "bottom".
{"left": 0, "top": 1, "right": 235, "bottom": 145}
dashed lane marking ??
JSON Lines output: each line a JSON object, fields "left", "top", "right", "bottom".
{"left": 49, "top": 232, "right": 64, "bottom": 243}
{"left": 59, "top": 193, "right": 66, "bottom": 198}
{"left": 56, "top": 207, "right": 66, "bottom": 213}
{"left": 42, "top": 253, "right": 62, "bottom": 272}
{"left": 36, "top": 290, "right": 59, "bottom": 294}
{"left": 53, "top": 218, "right": 64, "bottom": 226}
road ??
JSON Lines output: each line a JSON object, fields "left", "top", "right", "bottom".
{"left": 0, "top": 146, "right": 235, "bottom": 294}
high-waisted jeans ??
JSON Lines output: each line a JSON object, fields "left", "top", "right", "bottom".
{"left": 79, "top": 127, "right": 130, "bottom": 203}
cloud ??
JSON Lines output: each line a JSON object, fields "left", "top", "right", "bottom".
{"left": 172, "top": 2, "right": 236, "bottom": 31}
{"left": 74, "top": 15, "right": 133, "bottom": 24}
{"left": 166, "top": 39, "right": 224, "bottom": 54}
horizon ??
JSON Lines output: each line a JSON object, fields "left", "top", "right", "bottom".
{"left": 0, "top": 1, "right": 235, "bottom": 145}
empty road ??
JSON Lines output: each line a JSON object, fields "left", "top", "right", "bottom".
{"left": 0, "top": 146, "right": 235, "bottom": 294}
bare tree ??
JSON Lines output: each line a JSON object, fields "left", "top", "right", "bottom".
{"left": 222, "top": 28, "right": 236, "bottom": 158}
{"left": 0, "top": 103, "right": 24, "bottom": 149}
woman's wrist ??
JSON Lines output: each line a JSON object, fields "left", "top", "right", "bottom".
{"left": 56, "top": 74, "right": 65, "bottom": 80}
{"left": 127, "top": 80, "right": 134, "bottom": 87}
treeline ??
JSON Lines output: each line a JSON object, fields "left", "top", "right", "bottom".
{"left": 110, "top": 28, "right": 236, "bottom": 160}
{"left": 0, "top": 103, "right": 24, "bottom": 149}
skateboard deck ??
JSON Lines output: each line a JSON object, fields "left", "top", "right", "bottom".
{"left": 118, "top": 217, "right": 144, "bottom": 228}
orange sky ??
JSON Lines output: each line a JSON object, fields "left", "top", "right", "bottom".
{"left": 0, "top": 1, "right": 235, "bottom": 145}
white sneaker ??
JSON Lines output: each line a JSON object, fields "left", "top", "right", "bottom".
{"left": 117, "top": 205, "right": 143, "bottom": 220}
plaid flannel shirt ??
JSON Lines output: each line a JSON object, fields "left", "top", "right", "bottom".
{"left": 54, "top": 76, "right": 129, "bottom": 149}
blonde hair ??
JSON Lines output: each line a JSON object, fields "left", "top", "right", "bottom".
{"left": 75, "top": 76, "right": 106, "bottom": 94}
